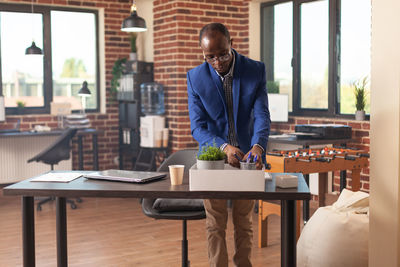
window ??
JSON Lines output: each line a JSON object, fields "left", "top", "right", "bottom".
{"left": 0, "top": 3, "right": 99, "bottom": 114}
{"left": 340, "top": 0, "right": 371, "bottom": 114}
{"left": 261, "top": 2, "right": 293, "bottom": 111}
{"left": 300, "top": 0, "right": 329, "bottom": 109}
{"left": 261, "top": 0, "right": 371, "bottom": 117}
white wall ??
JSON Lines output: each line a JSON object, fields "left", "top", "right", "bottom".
{"left": 370, "top": 0, "right": 400, "bottom": 265}
{"left": 249, "top": 0, "right": 274, "bottom": 61}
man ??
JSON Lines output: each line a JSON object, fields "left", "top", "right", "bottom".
{"left": 187, "top": 23, "right": 271, "bottom": 267}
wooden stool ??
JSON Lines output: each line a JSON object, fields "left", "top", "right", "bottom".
{"left": 258, "top": 200, "right": 301, "bottom": 248}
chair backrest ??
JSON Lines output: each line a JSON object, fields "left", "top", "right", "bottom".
{"left": 157, "top": 149, "right": 197, "bottom": 175}
{"left": 27, "top": 128, "right": 78, "bottom": 166}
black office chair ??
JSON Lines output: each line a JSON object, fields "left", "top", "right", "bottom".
{"left": 28, "top": 128, "right": 80, "bottom": 211}
{"left": 141, "top": 149, "right": 206, "bottom": 267}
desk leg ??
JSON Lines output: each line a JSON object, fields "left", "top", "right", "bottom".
{"left": 340, "top": 170, "right": 347, "bottom": 191}
{"left": 22, "top": 196, "right": 35, "bottom": 267}
{"left": 92, "top": 133, "right": 98, "bottom": 170}
{"left": 318, "top": 172, "right": 328, "bottom": 207}
{"left": 78, "top": 136, "right": 84, "bottom": 170}
{"left": 281, "top": 200, "right": 296, "bottom": 267}
{"left": 56, "top": 197, "right": 68, "bottom": 267}
{"left": 303, "top": 174, "right": 310, "bottom": 223}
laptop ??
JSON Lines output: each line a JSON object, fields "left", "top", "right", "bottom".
{"left": 84, "top": 169, "right": 167, "bottom": 183}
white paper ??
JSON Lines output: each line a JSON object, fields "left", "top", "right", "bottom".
{"left": 31, "top": 172, "right": 83, "bottom": 183}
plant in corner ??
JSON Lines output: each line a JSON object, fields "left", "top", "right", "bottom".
{"left": 110, "top": 57, "right": 127, "bottom": 101}
{"left": 196, "top": 141, "right": 226, "bottom": 170}
{"left": 353, "top": 76, "right": 368, "bottom": 121}
{"left": 129, "top": 33, "right": 137, "bottom": 60}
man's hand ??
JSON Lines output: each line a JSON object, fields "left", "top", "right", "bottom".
{"left": 223, "top": 144, "right": 244, "bottom": 168}
{"left": 243, "top": 145, "right": 263, "bottom": 170}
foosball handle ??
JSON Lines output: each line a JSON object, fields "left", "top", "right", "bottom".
{"left": 265, "top": 162, "right": 272, "bottom": 170}
{"left": 358, "top": 153, "right": 370, "bottom": 158}
{"left": 345, "top": 155, "right": 357, "bottom": 161}
{"left": 315, "top": 157, "right": 330, "bottom": 163}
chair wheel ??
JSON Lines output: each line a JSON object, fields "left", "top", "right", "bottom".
{"left": 70, "top": 203, "right": 77, "bottom": 209}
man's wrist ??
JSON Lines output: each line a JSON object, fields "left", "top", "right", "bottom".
{"left": 220, "top": 143, "right": 228, "bottom": 152}
{"left": 253, "top": 144, "right": 264, "bottom": 154}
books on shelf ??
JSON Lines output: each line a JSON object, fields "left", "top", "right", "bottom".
{"left": 65, "top": 114, "right": 90, "bottom": 129}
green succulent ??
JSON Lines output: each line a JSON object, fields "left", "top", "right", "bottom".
{"left": 16, "top": 101, "right": 26, "bottom": 108}
{"left": 198, "top": 141, "right": 226, "bottom": 161}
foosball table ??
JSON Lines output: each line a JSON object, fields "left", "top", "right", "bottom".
{"left": 258, "top": 146, "right": 369, "bottom": 247}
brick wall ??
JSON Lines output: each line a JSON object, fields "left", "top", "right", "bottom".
{"left": 271, "top": 116, "right": 370, "bottom": 193}
{"left": 153, "top": 0, "right": 251, "bottom": 151}
{"left": 0, "top": 0, "right": 134, "bottom": 171}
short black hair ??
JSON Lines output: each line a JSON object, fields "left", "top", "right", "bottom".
{"left": 199, "top": 23, "right": 231, "bottom": 46}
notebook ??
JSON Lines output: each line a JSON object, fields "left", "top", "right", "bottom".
{"left": 84, "top": 169, "right": 167, "bottom": 183}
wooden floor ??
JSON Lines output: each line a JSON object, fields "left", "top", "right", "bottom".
{"left": 0, "top": 191, "right": 285, "bottom": 267}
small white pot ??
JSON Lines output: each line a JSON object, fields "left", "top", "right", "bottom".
{"left": 129, "top": 52, "right": 137, "bottom": 61}
{"left": 355, "top": 110, "right": 366, "bottom": 121}
{"left": 196, "top": 159, "right": 225, "bottom": 170}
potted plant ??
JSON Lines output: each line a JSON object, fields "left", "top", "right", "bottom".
{"left": 196, "top": 141, "right": 226, "bottom": 170}
{"left": 353, "top": 76, "right": 368, "bottom": 121}
{"left": 129, "top": 33, "right": 137, "bottom": 61}
{"left": 16, "top": 100, "right": 26, "bottom": 114}
{"left": 110, "top": 57, "right": 127, "bottom": 101}
{"left": 267, "top": 80, "right": 280, "bottom": 94}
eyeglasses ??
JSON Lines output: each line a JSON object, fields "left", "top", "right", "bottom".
{"left": 203, "top": 51, "right": 231, "bottom": 64}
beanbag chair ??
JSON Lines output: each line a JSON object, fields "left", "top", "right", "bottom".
{"left": 297, "top": 189, "right": 369, "bottom": 267}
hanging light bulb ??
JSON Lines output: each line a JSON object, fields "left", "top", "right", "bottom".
{"left": 121, "top": 0, "right": 147, "bottom": 32}
{"left": 25, "top": 0, "right": 43, "bottom": 55}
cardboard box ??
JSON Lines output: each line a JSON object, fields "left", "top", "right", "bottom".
{"left": 50, "top": 102, "right": 71, "bottom": 116}
{"left": 140, "top": 115, "right": 165, "bottom": 147}
{"left": 275, "top": 174, "right": 298, "bottom": 188}
{"left": 189, "top": 164, "right": 265, "bottom": 191}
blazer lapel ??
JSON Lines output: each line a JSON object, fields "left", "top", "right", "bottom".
{"left": 232, "top": 51, "right": 241, "bottom": 128}
{"left": 208, "top": 63, "right": 227, "bottom": 112}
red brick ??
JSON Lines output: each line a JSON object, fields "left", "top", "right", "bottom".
{"left": 348, "top": 122, "right": 362, "bottom": 129}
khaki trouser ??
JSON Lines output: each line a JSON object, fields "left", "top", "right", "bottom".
{"left": 203, "top": 199, "right": 255, "bottom": 267}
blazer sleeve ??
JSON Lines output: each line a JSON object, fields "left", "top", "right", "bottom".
{"left": 187, "top": 72, "right": 226, "bottom": 148}
{"left": 251, "top": 62, "right": 271, "bottom": 150}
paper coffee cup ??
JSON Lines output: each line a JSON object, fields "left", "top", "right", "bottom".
{"left": 162, "top": 128, "right": 169, "bottom": 147}
{"left": 169, "top": 165, "right": 184, "bottom": 185}
{"left": 155, "top": 130, "right": 163, "bottom": 147}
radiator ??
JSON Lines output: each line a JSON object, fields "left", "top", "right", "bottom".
{"left": 0, "top": 135, "right": 72, "bottom": 184}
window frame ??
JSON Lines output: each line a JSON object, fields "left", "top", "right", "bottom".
{"left": 0, "top": 3, "right": 100, "bottom": 115}
{"left": 261, "top": 0, "right": 370, "bottom": 119}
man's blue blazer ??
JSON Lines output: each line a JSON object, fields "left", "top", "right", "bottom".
{"left": 187, "top": 49, "right": 271, "bottom": 153}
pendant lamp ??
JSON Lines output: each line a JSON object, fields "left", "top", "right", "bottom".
{"left": 26, "top": 0, "right": 43, "bottom": 55}
{"left": 25, "top": 41, "right": 42, "bottom": 55}
{"left": 78, "top": 81, "right": 91, "bottom": 114}
{"left": 121, "top": 0, "right": 147, "bottom": 32}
